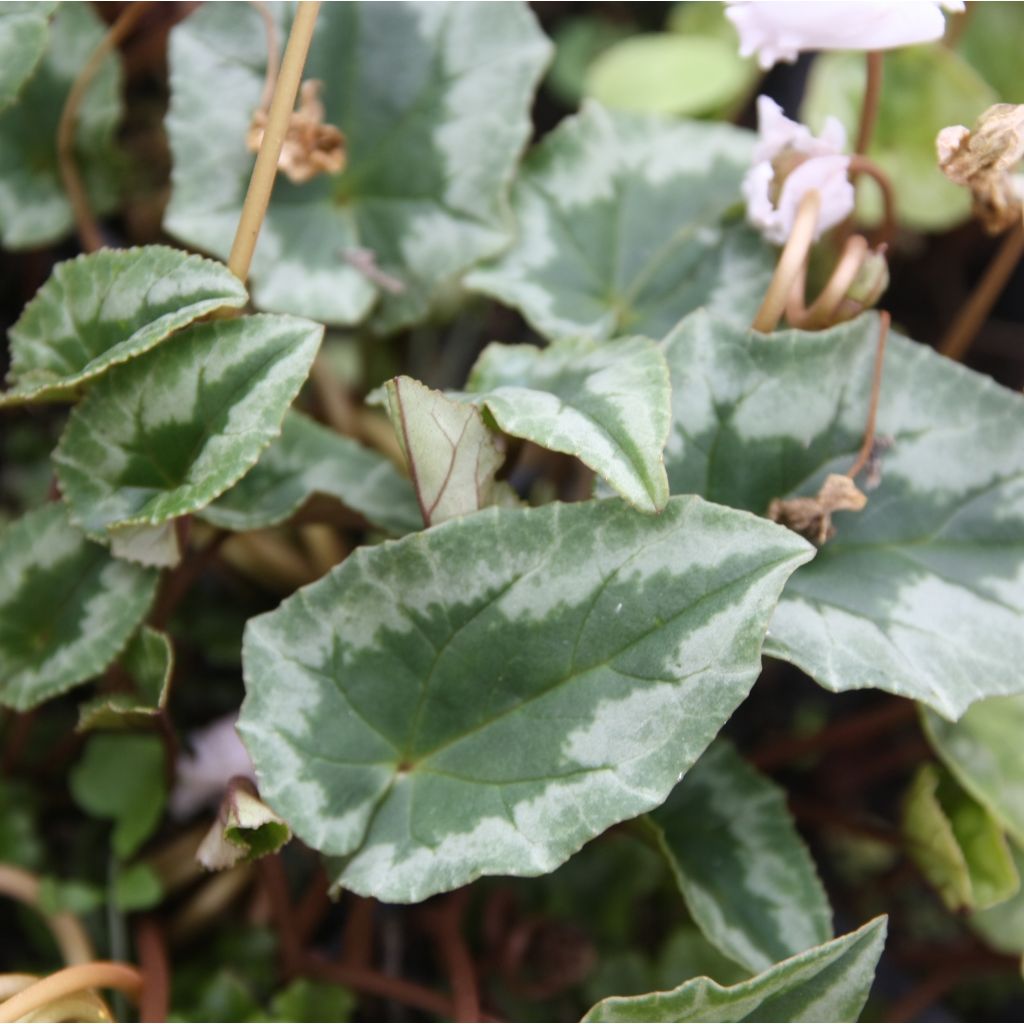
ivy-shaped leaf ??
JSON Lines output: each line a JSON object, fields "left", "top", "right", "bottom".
{"left": 240, "top": 496, "right": 811, "bottom": 902}
{"left": 646, "top": 739, "right": 832, "bottom": 974}
{"left": 922, "top": 695, "right": 1024, "bottom": 846}
{"left": 902, "top": 763, "right": 1018, "bottom": 913}
{"left": 2, "top": 247, "right": 247, "bottom": 406}
{"left": 663, "top": 310, "right": 1024, "bottom": 719}
{"left": 0, "top": 504, "right": 158, "bottom": 711}
{"left": 385, "top": 375, "right": 505, "bottom": 527}
{"left": 203, "top": 410, "right": 421, "bottom": 536}
{"left": 53, "top": 315, "right": 323, "bottom": 543}
{"left": 581, "top": 916, "right": 887, "bottom": 1024}
{"left": 466, "top": 102, "right": 775, "bottom": 342}
{"left": 802, "top": 45, "right": 996, "bottom": 232}
{"left": 464, "top": 336, "right": 670, "bottom": 513}
{"left": 164, "top": 1, "right": 551, "bottom": 333}
{"left": 0, "top": 2, "right": 57, "bottom": 111}
{"left": 77, "top": 626, "right": 173, "bottom": 732}
{"left": 0, "top": 2, "right": 122, "bottom": 249}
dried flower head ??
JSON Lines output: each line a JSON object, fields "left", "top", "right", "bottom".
{"left": 768, "top": 473, "right": 867, "bottom": 546}
{"left": 247, "top": 79, "right": 346, "bottom": 186}
{"left": 937, "top": 103, "right": 1024, "bottom": 234}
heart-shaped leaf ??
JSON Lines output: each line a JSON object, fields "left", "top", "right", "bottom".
{"left": 54, "top": 314, "right": 322, "bottom": 542}
{"left": 164, "top": 1, "right": 551, "bottom": 333}
{"left": 663, "top": 310, "right": 1024, "bottom": 719}
{"left": 466, "top": 102, "right": 775, "bottom": 342}
{"left": 202, "top": 410, "right": 420, "bottom": 536}
{"left": 581, "top": 916, "right": 886, "bottom": 1024}
{"left": 646, "top": 739, "right": 832, "bottom": 974}
{"left": 0, "top": 2, "right": 56, "bottom": 111}
{"left": 922, "top": 695, "right": 1024, "bottom": 846}
{"left": 240, "top": 496, "right": 811, "bottom": 902}
{"left": 0, "top": 2, "right": 122, "bottom": 249}
{"left": 465, "top": 336, "right": 670, "bottom": 512}
{"left": 2, "top": 247, "right": 247, "bottom": 406}
{"left": 0, "top": 504, "right": 158, "bottom": 711}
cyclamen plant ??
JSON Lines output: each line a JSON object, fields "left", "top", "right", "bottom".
{"left": 1, "top": 1, "right": 1023, "bottom": 1021}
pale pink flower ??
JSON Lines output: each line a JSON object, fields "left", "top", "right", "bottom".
{"left": 743, "top": 96, "right": 855, "bottom": 245}
{"left": 726, "top": 1, "right": 964, "bottom": 70}
{"left": 170, "top": 713, "right": 256, "bottom": 819}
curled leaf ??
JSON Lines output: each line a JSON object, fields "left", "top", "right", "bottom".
{"left": 197, "top": 777, "right": 291, "bottom": 871}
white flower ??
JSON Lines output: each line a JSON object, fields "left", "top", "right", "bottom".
{"left": 170, "top": 713, "right": 256, "bottom": 819}
{"left": 726, "top": 1, "right": 964, "bottom": 70}
{"left": 743, "top": 96, "right": 855, "bottom": 245}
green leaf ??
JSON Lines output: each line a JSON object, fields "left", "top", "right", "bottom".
{"left": 465, "top": 336, "right": 670, "bottom": 513}
{"left": 0, "top": 504, "right": 158, "bottom": 711}
{"left": 0, "top": 2, "right": 57, "bottom": 111}
{"left": 662, "top": 310, "right": 1024, "bottom": 719}
{"left": 70, "top": 733, "right": 166, "bottom": 858}
{"left": 202, "top": 411, "right": 420, "bottom": 536}
{"left": 197, "top": 780, "right": 291, "bottom": 871}
{"left": 266, "top": 980, "right": 354, "bottom": 1024}
{"left": 902, "top": 763, "right": 1018, "bottom": 912}
{"left": 466, "top": 102, "right": 775, "bottom": 342}
{"left": 113, "top": 863, "right": 163, "bottom": 912}
{"left": 385, "top": 375, "right": 505, "bottom": 527}
{"left": 957, "top": 3, "right": 1024, "bottom": 103}
{"left": 2, "top": 247, "right": 247, "bottom": 406}
{"left": 970, "top": 843, "right": 1024, "bottom": 956}
{"left": 77, "top": 626, "right": 173, "bottom": 732}
{"left": 647, "top": 739, "right": 832, "bottom": 974}
{"left": 547, "top": 16, "right": 633, "bottom": 107}
{"left": 802, "top": 46, "right": 997, "bottom": 232}
{"left": 582, "top": 916, "right": 887, "bottom": 1023}
{"left": 164, "top": 1, "right": 550, "bottom": 333}
{"left": 0, "top": 2, "right": 122, "bottom": 249}
{"left": 37, "top": 876, "right": 105, "bottom": 916}
{"left": 240, "top": 496, "right": 811, "bottom": 902}
{"left": 53, "top": 315, "right": 323, "bottom": 541}
{"left": 584, "top": 35, "right": 750, "bottom": 118}
{"left": 922, "top": 695, "right": 1024, "bottom": 846}
{"left": 0, "top": 780, "right": 43, "bottom": 868}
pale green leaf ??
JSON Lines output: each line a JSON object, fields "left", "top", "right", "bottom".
{"left": 0, "top": 504, "right": 158, "bottom": 711}
{"left": 647, "top": 739, "right": 832, "bottom": 974}
{"left": 202, "top": 411, "right": 420, "bottom": 536}
{"left": 902, "top": 763, "right": 1018, "bottom": 912}
{"left": 2, "top": 247, "right": 247, "bottom": 406}
{"left": 164, "top": 1, "right": 550, "bottom": 333}
{"left": 466, "top": 102, "right": 775, "bottom": 342}
{"left": 0, "top": 2, "right": 122, "bottom": 249}
{"left": 802, "top": 46, "right": 997, "bottom": 232}
{"left": 53, "top": 315, "right": 323, "bottom": 540}
{"left": 465, "top": 336, "right": 670, "bottom": 513}
{"left": 547, "top": 16, "right": 632, "bottom": 107}
{"left": 240, "top": 496, "right": 812, "bottom": 902}
{"left": 957, "top": 3, "right": 1024, "bottom": 103}
{"left": 663, "top": 310, "right": 1024, "bottom": 719}
{"left": 113, "top": 862, "right": 163, "bottom": 912}
{"left": 78, "top": 626, "right": 173, "bottom": 732}
{"left": 584, "top": 35, "right": 751, "bottom": 118}
{"left": 385, "top": 375, "right": 504, "bottom": 527}
{"left": 971, "top": 843, "right": 1024, "bottom": 956}
{"left": 70, "top": 733, "right": 166, "bottom": 858}
{"left": 922, "top": 695, "right": 1024, "bottom": 846}
{"left": 0, "top": 2, "right": 57, "bottom": 111}
{"left": 582, "top": 916, "right": 887, "bottom": 1023}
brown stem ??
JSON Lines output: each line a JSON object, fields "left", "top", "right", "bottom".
{"left": 848, "top": 154, "right": 897, "bottom": 246}
{"left": 855, "top": 52, "right": 883, "bottom": 156}
{"left": 339, "top": 895, "right": 376, "bottom": 969}
{"left": 249, "top": 0, "right": 282, "bottom": 112}
{"left": 422, "top": 890, "right": 481, "bottom": 1023}
{"left": 752, "top": 190, "right": 821, "bottom": 333}
{"left": 134, "top": 918, "right": 170, "bottom": 1024}
{"left": 228, "top": 0, "right": 321, "bottom": 282}
{"left": 57, "top": 2, "right": 152, "bottom": 253}
{"left": 293, "top": 863, "right": 331, "bottom": 947}
{"left": 939, "top": 220, "right": 1024, "bottom": 361}
{"left": 846, "top": 310, "right": 890, "bottom": 479}
{"left": 258, "top": 855, "right": 303, "bottom": 978}
{"left": 0, "top": 963, "right": 142, "bottom": 1024}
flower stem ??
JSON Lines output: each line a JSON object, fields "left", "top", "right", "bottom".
{"left": 847, "top": 310, "right": 890, "bottom": 479}
{"left": 848, "top": 154, "right": 897, "bottom": 245}
{"left": 752, "top": 190, "right": 821, "bottom": 333}
{"left": 57, "top": 2, "right": 152, "bottom": 253}
{"left": 787, "top": 233, "right": 869, "bottom": 329}
{"left": 939, "top": 221, "right": 1024, "bottom": 361}
{"left": 227, "top": 0, "right": 321, "bottom": 283}
{"left": 855, "top": 51, "right": 883, "bottom": 156}
{"left": 0, "top": 963, "right": 142, "bottom": 1024}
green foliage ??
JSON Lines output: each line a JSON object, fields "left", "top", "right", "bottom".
{"left": 240, "top": 497, "right": 810, "bottom": 901}
{"left": 582, "top": 917, "right": 887, "bottom": 1023}
{"left": 0, "top": 2, "right": 56, "bottom": 111}
{"left": 0, "top": 2, "right": 122, "bottom": 248}
{"left": 165, "top": 1, "right": 551, "bottom": 333}
{"left": 957, "top": 2, "right": 1024, "bottom": 103}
